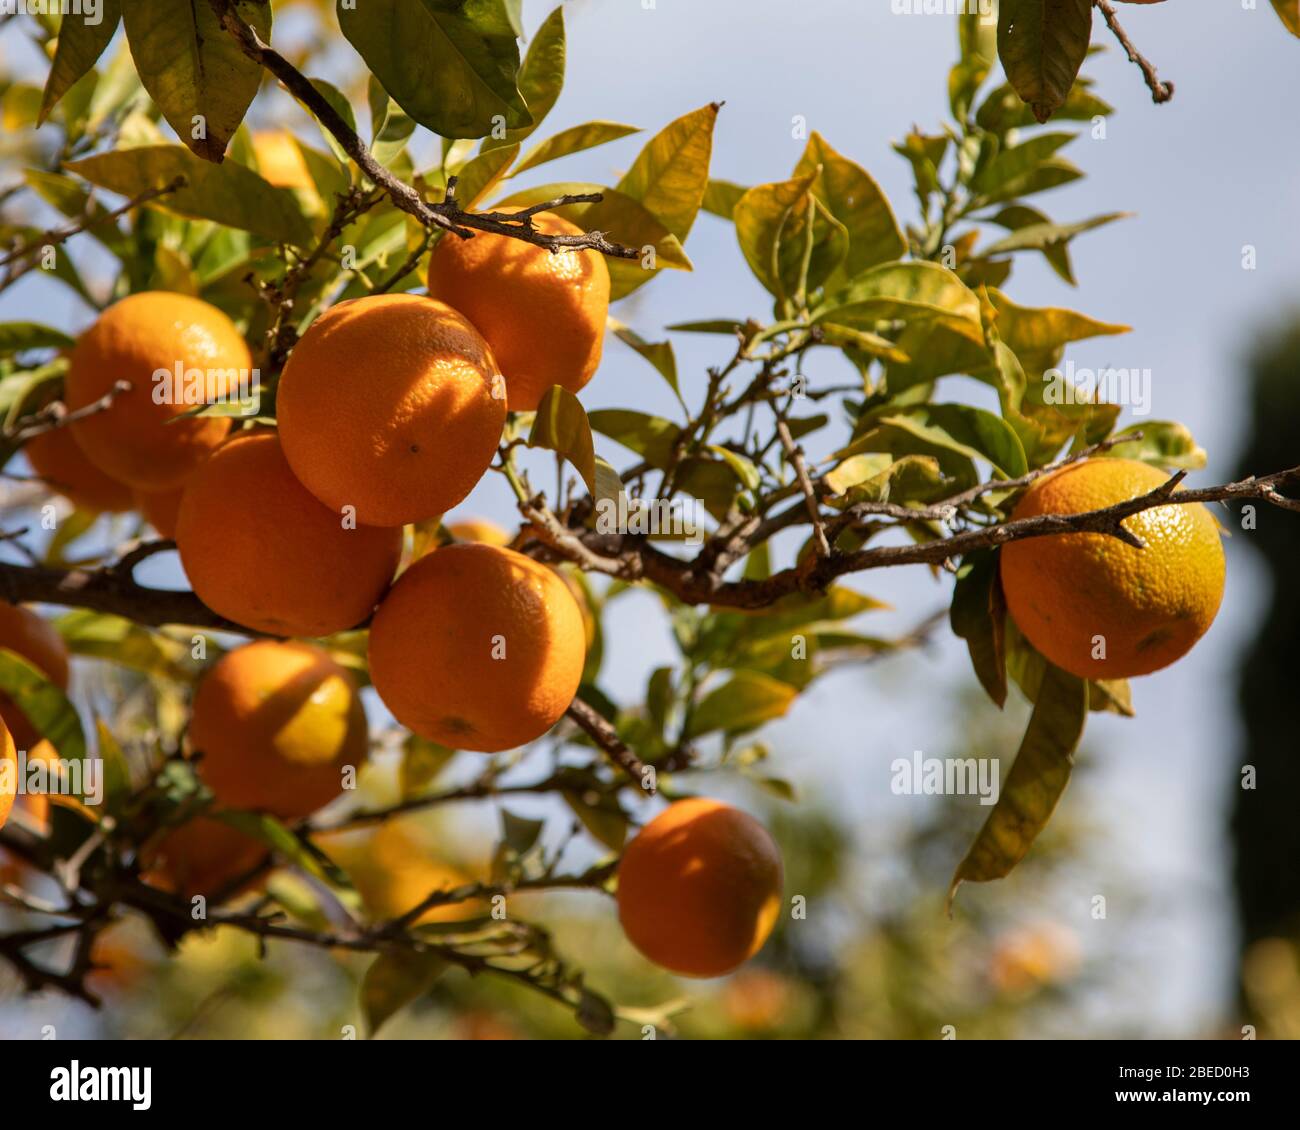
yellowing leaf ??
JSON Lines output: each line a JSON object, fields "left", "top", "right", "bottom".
{"left": 686, "top": 672, "right": 798, "bottom": 738}
{"left": 794, "top": 131, "right": 905, "bottom": 275}
{"left": 529, "top": 385, "right": 596, "bottom": 494}
{"left": 122, "top": 0, "right": 270, "bottom": 162}
{"left": 616, "top": 102, "right": 718, "bottom": 243}
{"left": 513, "top": 121, "right": 640, "bottom": 177}
{"left": 949, "top": 662, "right": 1087, "bottom": 907}
{"left": 39, "top": 0, "right": 121, "bottom": 125}
{"left": 67, "top": 145, "right": 315, "bottom": 247}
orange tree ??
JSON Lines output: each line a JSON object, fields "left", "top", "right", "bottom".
{"left": 0, "top": 1, "right": 1297, "bottom": 1035}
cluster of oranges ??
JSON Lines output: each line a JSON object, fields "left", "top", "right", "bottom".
{"left": 2, "top": 204, "right": 1230, "bottom": 987}
{"left": 2, "top": 216, "right": 789, "bottom": 980}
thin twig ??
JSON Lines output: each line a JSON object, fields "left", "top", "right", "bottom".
{"left": 1095, "top": 0, "right": 1174, "bottom": 105}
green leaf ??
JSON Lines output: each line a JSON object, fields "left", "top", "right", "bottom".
{"left": 1101, "top": 422, "right": 1207, "bottom": 471}
{"left": 529, "top": 385, "right": 596, "bottom": 493}
{"left": 975, "top": 78, "right": 1112, "bottom": 133}
{"left": 972, "top": 132, "right": 1076, "bottom": 198}
{"left": 0, "top": 323, "right": 74, "bottom": 354}
{"left": 0, "top": 649, "right": 87, "bottom": 763}
{"left": 561, "top": 789, "right": 628, "bottom": 852}
{"left": 982, "top": 206, "right": 1128, "bottom": 285}
{"left": 948, "top": 662, "right": 1087, "bottom": 905}
{"left": 92, "top": 719, "right": 132, "bottom": 814}
{"left": 337, "top": 0, "right": 530, "bottom": 139}
{"left": 988, "top": 288, "right": 1129, "bottom": 376}
{"left": 54, "top": 611, "right": 195, "bottom": 684}
{"left": 38, "top": 0, "right": 121, "bottom": 125}
{"left": 607, "top": 319, "right": 684, "bottom": 408}
{"left": 500, "top": 808, "right": 545, "bottom": 856}
{"left": 492, "top": 3, "right": 565, "bottom": 147}
{"left": 587, "top": 408, "right": 680, "bottom": 469}
{"left": 997, "top": 0, "right": 1094, "bottom": 124}
{"left": 814, "top": 261, "right": 983, "bottom": 342}
{"left": 734, "top": 174, "right": 847, "bottom": 303}
{"left": 686, "top": 672, "right": 798, "bottom": 738}
{"left": 855, "top": 404, "right": 1027, "bottom": 479}
{"left": 794, "top": 131, "right": 905, "bottom": 276}
{"left": 949, "top": 5, "right": 998, "bottom": 121}
{"left": 950, "top": 551, "right": 1008, "bottom": 709}
{"left": 708, "top": 445, "right": 761, "bottom": 492}
{"left": 1272, "top": 0, "right": 1300, "bottom": 37}
{"left": 362, "top": 951, "right": 447, "bottom": 1037}
{"left": 122, "top": 0, "right": 270, "bottom": 162}
{"left": 66, "top": 145, "right": 315, "bottom": 248}
{"left": 369, "top": 84, "right": 417, "bottom": 169}
{"left": 400, "top": 735, "right": 457, "bottom": 799}
{"left": 302, "top": 77, "right": 358, "bottom": 164}
{"left": 702, "top": 178, "right": 747, "bottom": 219}
{"left": 514, "top": 121, "right": 640, "bottom": 176}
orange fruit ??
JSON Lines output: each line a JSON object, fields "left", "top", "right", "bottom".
{"left": 367, "top": 543, "right": 585, "bottom": 752}
{"left": 426, "top": 208, "right": 609, "bottom": 412}
{"left": 276, "top": 294, "right": 505, "bottom": 527}
{"left": 12, "top": 739, "right": 62, "bottom": 830}
{"left": 189, "top": 640, "right": 368, "bottom": 819}
{"left": 135, "top": 485, "right": 184, "bottom": 539}
{"left": 319, "top": 823, "right": 483, "bottom": 925}
{"left": 617, "top": 798, "right": 784, "bottom": 978}
{"left": 251, "top": 129, "right": 314, "bottom": 192}
{"left": 24, "top": 425, "right": 133, "bottom": 513}
{"left": 66, "top": 292, "right": 250, "bottom": 490}
{"left": 1000, "top": 458, "right": 1225, "bottom": 679}
{"left": 141, "top": 816, "right": 268, "bottom": 900}
{"left": 175, "top": 431, "right": 402, "bottom": 636}
{"left": 445, "top": 518, "right": 512, "bottom": 547}
{"left": 0, "top": 719, "right": 15, "bottom": 832}
{"left": 0, "top": 602, "right": 71, "bottom": 751}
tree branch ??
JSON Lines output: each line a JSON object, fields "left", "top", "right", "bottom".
{"left": 209, "top": 1, "right": 640, "bottom": 260}
{"left": 1095, "top": 0, "right": 1174, "bottom": 105}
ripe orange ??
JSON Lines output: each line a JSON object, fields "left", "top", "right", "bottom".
{"left": 445, "top": 518, "right": 512, "bottom": 546}
{"left": 141, "top": 816, "right": 267, "bottom": 899}
{"left": 0, "top": 719, "right": 15, "bottom": 832}
{"left": 251, "top": 130, "right": 314, "bottom": 192}
{"left": 175, "top": 431, "right": 402, "bottom": 636}
{"left": 25, "top": 425, "right": 133, "bottom": 513}
{"left": 276, "top": 294, "right": 505, "bottom": 527}
{"left": 617, "top": 798, "right": 784, "bottom": 978}
{"left": 426, "top": 208, "right": 610, "bottom": 412}
{"left": 1000, "top": 458, "right": 1226, "bottom": 679}
{"left": 66, "top": 292, "right": 249, "bottom": 490}
{"left": 189, "top": 640, "right": 368, "bottom": 820}
{"left": 135, "top": 485, "right": 184, "bottom": 539}
{"left": 367, "top": 543, "right": 586, "bottom": 752}
{"left": 0, "top": 602, "right": 71, "bottom": 751}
